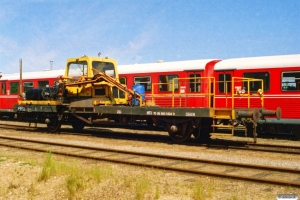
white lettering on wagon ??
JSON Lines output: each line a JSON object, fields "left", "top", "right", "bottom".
{"left": 186, "top": 112, "right": 195, "bottom": 116}
{"left": 17, "top": 106, "right": 26, "bottom": 112}
{"left": 117, "top": 110, "right": 122, "bottom": 114}
{"left": 166, "top": 112, "right": 174, "bottom": 116}
{"left": 152, "top": 111, "right": 175, "bottom": 116}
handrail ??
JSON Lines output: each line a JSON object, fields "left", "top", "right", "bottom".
{"left": 229, "top": 77, "right": 264, "bottom": 108}
{"left": 151, "top": 76, "right": 215, "bottom": 108}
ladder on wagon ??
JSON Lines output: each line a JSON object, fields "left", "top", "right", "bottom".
{"left": 210, "top": 77, "right": 266, "bottom": 142}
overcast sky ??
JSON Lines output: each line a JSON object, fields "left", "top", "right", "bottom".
{"left": 0, "top": 0, "right": 300, "bottom": 73}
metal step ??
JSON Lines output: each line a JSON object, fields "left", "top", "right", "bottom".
{"left": 211, "top": 124, "right": 234, "bottom": 128}
{"left": 210, "top": 132, "right": 234, "bottom": 136}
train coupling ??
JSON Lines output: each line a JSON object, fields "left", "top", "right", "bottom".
{"left": 236, "top": 107, "right": 281, "bottom": 124}
{"left": 260, "top": 107, "right": 282, "bottom": 120}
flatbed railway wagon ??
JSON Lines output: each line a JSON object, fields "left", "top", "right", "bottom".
{"left": 13, "top": 55, "right": 281, "bottom": 143}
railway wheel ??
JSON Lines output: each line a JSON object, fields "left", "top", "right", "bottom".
{"left": 47, "top": 117, "right": 62, "bottom": 133}
{"left": 167, "top": 122, "right": 193, "bottom": 143}
{"left": 71, "top": 120, "right": 85, "bottom": 132}
{"left": 192, "top": 118, "right": 212, "bottom": 142}
{"left": 292, "top": 125, "right": 300, "bottom": 138}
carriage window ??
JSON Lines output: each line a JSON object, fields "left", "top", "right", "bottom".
{"left": 24, "top": 82, "right": 33, "bottom": 92}
{"left": 38, "top": 81, "right": 49, "bottom": 88}
{"left": 243, "top": 72, "right": 270, "bottom": 92}
{"left": 1, "top": 83, "right": 6, "bottom": 95}
{"left": 218, "top": 74, "right": 231, "bottom": 93}
{"left": 189, "top": 74, "right": 201, "bottom": 92}
{"left": 10, "top": 82, "right": 19, "bottom": 94}
{"left": 134, "top": 76, "right": 151, "bottom": 92}
{"left": 282, "top": 71, "right": 300, "bottom": 91}
{"left": 159, "top": 75, "right": 178, "bottom": 92}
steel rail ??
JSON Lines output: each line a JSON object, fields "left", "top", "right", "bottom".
{"left": 1, "top": 122, "right": 300, "bottom": 155}
{"left": 247, "top": 142, "right": 300, "bottom": 150}
{"left": 0, "top": 123, "right": 38, "bottom": 130}
{"left": 215, "top": 144, "right": 300, "bottom": 155}
{"left": 0, "top": 135, "right": 299, "bottom": 187}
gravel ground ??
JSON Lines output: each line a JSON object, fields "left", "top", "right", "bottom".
{"left": 0, "top": 123, "right": 299, "bottom": 199}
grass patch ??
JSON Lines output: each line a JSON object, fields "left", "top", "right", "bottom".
{"left": 193, "top": 180, "right": 205, "bottom": 200}
{"left": 154, "top": 185, "right": 160, "bottom": 200}
{"left": 66, "top": 174, "right": 84, "bottom": 198}
{"left": 135, "top": 175, "right": 150, "bottom": 200}
{"left": 38, "top": 152, "right": 56, "bottom": 181}
{"left": 207, "top": 180, "right": 215, "bottom": 198}
{"left": 88, "top": 165, "right": 112, "bottom": 183}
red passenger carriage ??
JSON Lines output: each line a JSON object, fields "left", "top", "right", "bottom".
{"left": 0, "top": 70, "right": 64, "bottom": 118}
{"left": 214, "top": 54, "right": 300, "bottom": 135}
{"left": 118, "top": 59, "right": 220, "bottom": 108}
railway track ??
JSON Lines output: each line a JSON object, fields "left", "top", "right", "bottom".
{"left": 0, "top": 135, "right": 299, "bottom": 187}
{"left": 1, "top": 122, "right": 300, "bottom": 155}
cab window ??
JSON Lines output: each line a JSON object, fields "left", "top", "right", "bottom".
{"left": 68, "top": 61, "right": 88, "bottom": 80}
{"left": 119, "top": 77, "right": 126, "bottom": 85}
{"left": 92, "top": 61, "right": 115, "bottom": 78}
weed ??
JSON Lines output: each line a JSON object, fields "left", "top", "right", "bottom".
{"left": 193, "top": 180, "right": 205, "bottom": 200}
{"left": 64, "top": 162, "right": 86, "bottom": 198}
{"left": 38, "top": 152, "right": 56, "bottom": 181}
{"left": 0, "top": 186, "right": 4, "bottom": 196}
{"left": 207, "top": 180, "right": 215, "bottom": 198}
{"left": 135, "top": 175, "right": 150, "bottom": 200}
{"left": 154, "top": 185, "right": 160, "bottom": 200}
{"left": 89, "top": 165, "right": 112, "bottom": 183}
{"left": 66, "top": 174, "right": 84, "bottom": 198}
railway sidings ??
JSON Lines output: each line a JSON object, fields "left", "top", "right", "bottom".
{"left": 0, "top": 135, "right": 300, "bottom": 187}
{"left": 0, "top": 126, "right": 299, "bottom": 199}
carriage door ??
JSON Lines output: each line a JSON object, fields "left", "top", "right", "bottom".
{"left": 214, "top": 70, "right": 233, "bottom": 108}
{"left": 0, "top": 81, "right": 7, "bottom": 110}
{"left": 185, "top": 71, "right": 202, "bottom": 107}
